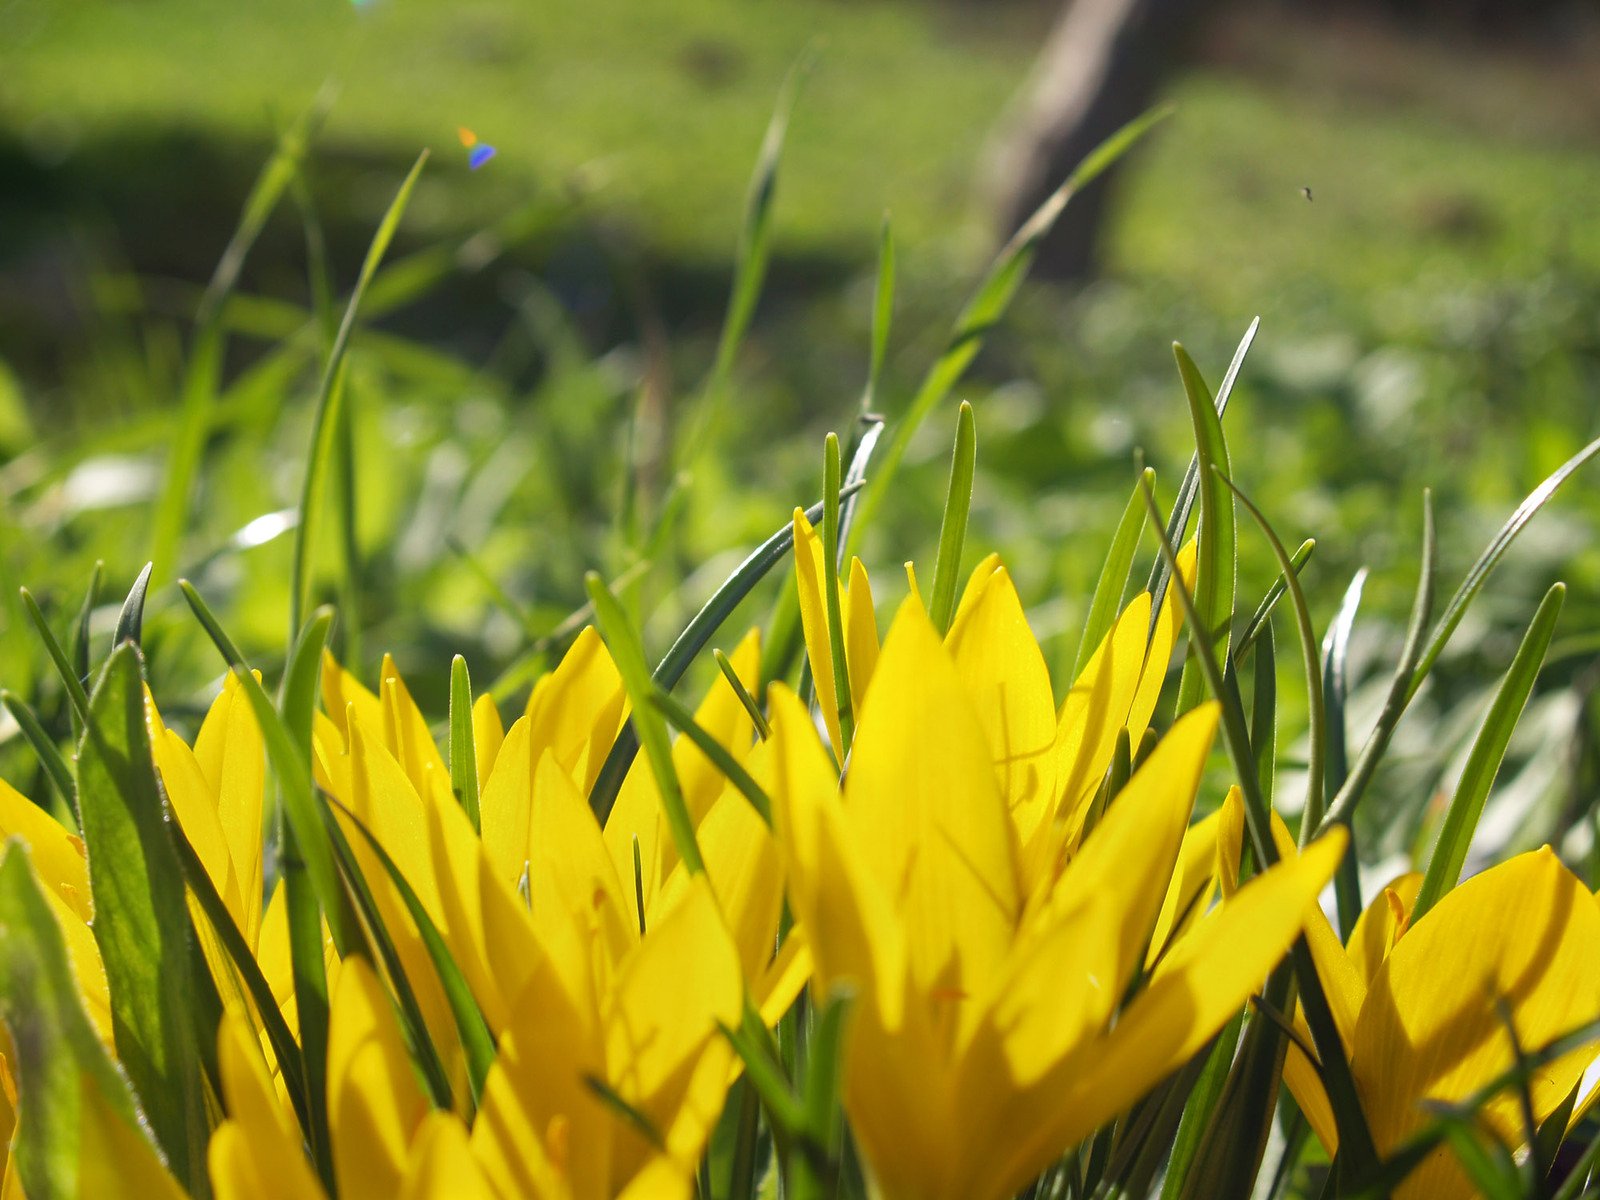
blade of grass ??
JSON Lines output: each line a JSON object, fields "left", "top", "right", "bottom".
{"left": 0, "top": 690, "right": 75, "bottom": 812}
{"left": 290, "top": 150, "right": 428, "bottom": 638}
{"left": 76, "top": 644, "right": 220, "bottom": 1194}
{"left": 587, "top": 572, "right": 704, "bottom": 875}
{"left": 649, "top": 686, "right": 772, "bottom": 827}
{"left": 927, "top": 401, "right": 977, "bottom": 635}
{"left": 1073, "top": 466, "right": 1153, "bottom": 680}
{"left": 848, "top": 106, "right": 1171, "bottom": 557}
{"left": 69, "top": 561, "right": 102, "bottom": 738}
{"left": 789, "top": 986, "right": 855, "bottom": 1200}
{"left": 20, "top": 587, "right": 90, "bottom": 725}
{"left": 1412, "top": 582, "right": 1564, "bottom": 923}
{"left": 1409, "top": 434, "right": 1600, "bottom": 703}
{"left": 112, "top": 562, "right": 153, "bottom": 650}
{"left": 1234, "top": 540, "right": 1315, "bottom": 659}
{"left": 448, "top": 655, "right": 481, "bottom": 832}
{"left": 1323, "top": 569, "right": 1367, "bottom": 932}
{"left": 1172, "top": 347, "right": 1236, "bottom": 717}
{"left": 714, "top": 647, "right": 770, "bottom": 740}
{"left": 1146, "top": 317, "right": 1259, "bottom": 622}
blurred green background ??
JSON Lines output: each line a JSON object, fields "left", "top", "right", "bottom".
{"left": 3, "top": 0, "right": 1600, "bottom": 869}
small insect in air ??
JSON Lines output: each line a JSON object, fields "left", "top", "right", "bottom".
{"left": 1301, "top": 186, "right": 1314, "bottom": 202}
{"left": 457, "top": 127, "right": 497, "bottom": 171}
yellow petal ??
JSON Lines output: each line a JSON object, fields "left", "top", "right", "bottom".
{"left": 327, "top": 958, "right": 430, "bottom": 1200}
{"left": 845, "top": 597, "right": 1022, "bottom": 1042}
{"left": 792, "top": 508, "right": 845, "bottom": 759}
{"left": 1123, "top": 540, "right": 1197, "bottom": 748}
{"left": 944, "top": 561, "right": 1057, "bottom": 819}
{"left": 1146, "top": 788, "right": 1232, "bottom": 968}
{"left": 153, "top": 725, "right": 245, "bottom": 934}
{"left": 472, "top": 694, "right": 505, "bottom": 788}
{"left": 77, "top": 1075, "right": 188, "bottom": 1200}
{"left": 478, "top": 715, "right": 534, "bottom": 890}
{"left": 1347, "top": 871, "right": 1422, "bottom": 989}
{"left": 1353, "top": 848, "right": 1600, "bottom": 1200}
{"left": 0, "top": 778, "right": 90, "bottom": 924}
{"left": 193, "top": 670, "right": 267, "bottom": 936}
{"left": 525, "top": 626, "right": 628, "bottom": 796}
{"left": 211, "top": 1010, "right": 324, "bottom": 1200}
{"left": 321, "top": 649, "right": 383, "bottom": 745}
{"left": 378, "top": 655, "right": 451, "bottom": 806}
{"left": 844, "top": 556, "right": 879, "bottom": 716}
{"left": 399, "top": 1112, "right": 494, "bottom": 1200}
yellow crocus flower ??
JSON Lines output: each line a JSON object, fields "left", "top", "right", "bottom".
{"left": 768, "top": 596, "right": 1348, "bottom": 1200}
{"left": 1285, "top": 849, "right": 1600, "bottom": 1199}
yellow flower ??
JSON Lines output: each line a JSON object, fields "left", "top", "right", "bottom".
{"left": 1285, "top": 849, "right": 1600, "bottom": 1199}
{"left": 767, "top": 589, "right": 1348, "bottom": 1200}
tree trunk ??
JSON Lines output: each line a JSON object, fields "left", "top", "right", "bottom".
{"left": 983, "top": 0, "right": 1213, "bottom": 281}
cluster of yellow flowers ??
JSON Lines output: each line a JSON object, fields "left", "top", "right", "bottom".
{"left": 0, "top": 516, "right": 1595, "bottom": 1200}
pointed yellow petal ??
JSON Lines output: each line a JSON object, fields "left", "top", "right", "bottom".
{"left": 844, "top": 557, "right": 879, "bottom": 715}
{"left": 153, "top": 726, "right": 245, "bottom": 932}
{"left": 327, "top": 958, "right": 430, "bottom": 1200}
{"left": 525, "top": 626, "right": 628, "bottom": 796}
{"left": 846, "top": 598, "right": 1022, "bottom": 1034}
{"left": 399, "top": 1112, "right": 495, "bottom": 1200}
{"left": 1353, "top": 848, "right": 1600, "bottom": 1199}
{"left": 378, "top": 655, "right": 451, "bottom": 802}
{"left": 944, "top": 562, "right": 1057, "bottom": 818}
{"left": 793, "top": 508, "right": 845, "bottom": 759}
{"left": 321, "top": 649, "right": 383, "bottom": 744}
{"left": 1123, "top": 540, "right": 1197, "bottom": 746}
{"left": 471, "top": 694, "right": 505, "bottom": 787}
{"left": 193, "top": 670, "right": 267, "bottom": 935}
{"left": 478, "top": 715, "right": 534, "bottom": 890}
{"left": 1146, "top": 801, "right": 1228, "bottom": 967}
{"left": 211, "top": 1010, "right": 324, "bottom": 1200}
{"left": 0, "top": 778, "right": 90, "bottom": 923}
{"left": 1347, "top": 871, "right": 1422, "bottom": 989}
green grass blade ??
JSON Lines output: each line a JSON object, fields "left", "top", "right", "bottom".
{"left": 821, "top": 433, "right": 855, "bottom": 753}
{"left": 1147, "top": 317, "right": 1260, "bottom": 618}
{"left": 587, "top": 572, "right": 704, "bottom": 875}
{"left": 718, "top": 1009, "right": 807, "bottom": 1136}
{"left": 69, "top": 561, "right": 102, "bottom": 738}
{"left": 1173, "top": 348, "right": 1237, "bottom": 718}
{"left": 449, "top": 655, "right": 481, "bottom": 832}
{"left": 0, "top": 689, "right": 76, "bottom": 811}
{"left": 148, "top": 102, "right": 322, "bottom": 582}
{"left": 591, "top": 488, "right": 857, "bottom": 820}
{"left": 1410, "top": 433, "right": 1600, "bottom": 703}
{"left": 1218, "top": 470, "right": 1325, "bottom": 840}
{"left": 112, "top": 562, "right": 153, "bottom": 650}
{"left": 331, "top": 799, "right": 496, "bottom": 1107}
{"left": 714, "top": 647, "right": 770, "bottom": 740}
{"left": 790, "top": 985, "right": 856, "bottom": 1200}
{"left": 20, "top": 587, "right": 91, "bottom": 725}
{"left": 278, "top": 607, "right": 335, "bottom": 754}
{"left": 649, "top": 686, "right": 772, "bottom": 827}
{"left": 1412, "top": 582, "right": 1564, "bottom": 923}
{"left": 167, "top": 815, "right": 310, "bottom": 1136}
{"left": 76, "top": 643, "right": 220, "bottom": 1195}
{"left": 927, "top": 401, "right": 977, "bottom": 636}
{"left": 862, "top": 215, "right": 895, "bottom": 415}
{"left": 290, "top": 150, "right": 428, "bottom": 638}
{"left": 1323, "top": 568, "right": 1367, "bottom": 931}
{"left": 1072, "top": 467, "right": 1153, "bottom": 679}
{"left": 1234, "top": 539, "right": 1315, "bottom": 659}
{"left": 1321, "top": 492, "right": 1436, "bottom": 836}
{"left": 847, "top": 106, "right": 1171, "bottom": 557}
{"left": 0, "top": 845, "right": 153, "bottom": 1199}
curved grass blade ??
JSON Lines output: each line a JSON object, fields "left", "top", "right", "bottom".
{"left": 149, "top": 100, "right": 324, "bottom": 581}
{"left": 1218, "top": 470, "right": 1326, "bottom": 840}
{"left": 112, "top": 562, "right": 153, "bottom": 650}
{"left": 20, "top": 586, "right": 90, "bottom": 725}
{"left": 649, "top": 687, "right": 772, "bottom": 827}
{"left": 0, "top": 689, "right": 76, "bottom": 811}
{"left": 331, "top": 798, "right": 495, "bottom": 1107}
{"left": 848, "top": 106, "right": 1172, "bottom": 557}
{"left": 1323, "top": 568, "right": 1367, "bottom": 931}
{"left": 821, "top": 433, "right": 854, "bottom": 753}
{"left": 76, "top": 643, "right": 220, "bottom": 1194}
{"left": 290, "top": 150, "right": 428, "bottom": 638}
{"left": 69, "top": 561, "right": 102, "bottom": 738}
{"left": 1138, "top": 472, "right": 1381, "bottom": 1185}
{"left": 1147, "top": 317, "right": 1260, "bottom": 619}
{"left": 1235, "top": 539, "right": 1315, "bottom": 659}
{"left": 592, "top": 487, "right": 857, "bottom": 820}
{"left": 928, "top": 401, "right": 976, "bottom": 636}
{"left": 1173, "top": 347, "right": 1236, "bottom": 717}
{"left": 1409, "top": 433, "right": 1600, "bottom": 703}
{"left": 448, "top": 655, "right": 481, "bottom": 832}
{"left": 1321, "top": 492, "right": 1436, "bottom": 836}
{"left": 714, "top": 647, "right": 770, "bottom": 740}
{"left": 0, "top": 845, "right": 155, "bottom": 1199}
{"left": 1411, "top": 582, "right": 1564, "bottom": 923}
{"left": 587, "top": 572, "right": 704, "bottom": 874}
{"left": 1072, "top": 466, "right": 1153, "bottom": 680}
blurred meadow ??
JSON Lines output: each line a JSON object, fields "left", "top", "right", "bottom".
{"left": 3, "top": 0, "right": 1600, "bottom": 871}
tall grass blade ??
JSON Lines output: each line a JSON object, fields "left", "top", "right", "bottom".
{"left": 790, "top": 986, "right": 856, "bottom": 1200}
{"left": 1323, "top": 568, "right": 1367, "bottom": 930}
{"left": 0, "top": 689, "right": 76, "bottom": 811}
{"left": 1412, "top": 582, "right": 1564, "bottom": 923}
{"left": 68, "top": 561, "right": 102, "bottom": 737}
{"left": 76, "top": 643, "right": 220, "bottom": 1194}
{"left": 587, "top": 571, "right": 704, "bottom": 875}
{"left": 848, "top": 106, "right": 1171, "bottom": 556}
{"left": 649, "top": 686, "right": 773, "bottom": 827}
{"left": 928, "top": 401, "right": 977, "bottom": 635}
{"left": 821, "top": 433, "right": 855, "bottom": 753}
{"left": 1072, "top": 467, "right": 1152, "bottom": 679}
{"left": 112, "top": 562, "right": 153, "bottom": 650}
{"left": 1172, "top": 348, "right": 1236, "bottom": 717}
{"left": 449, "top": 655, "right": 481, "bottom": 832}
{"left": 20, "top": 587, "right": 91, "bottom": 725}
{"left": 1234, "top": 539, "right": 1314, "bottom": 658}
{"left": 290, "top": 150, "right": 428, "bottom": 638}
{"left": 0, "top": 845, "right": 155, "bottom": 1198}
{"left": 714, "top": 647, "right": 771, "bottom": 740}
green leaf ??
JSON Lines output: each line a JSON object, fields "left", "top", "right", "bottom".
{"left": 1412, "top": 582, "right": 1564, "bottom": 923}
{"left": 69, "top": 561, "right": 102, "bottom": 739}
{"left": 112, "top": 562, "right": 154, "bottom": 650}
{"left": 1173, "top": 347, "right": 1236, "bottom": 718}
{"left": 649, "top": 686, "right": 773, "bottom": 827}
{"left": 1160, "top": 1013, "right": 1246, "bottom": 1200}
{"left": 713, "top": 647, "right": 771, "bottom": 740}
{"left": 1072, "top": 466, "right": 1153, "bottom": 680}
{"left": 821, "top": 433, "right": 855, "bottom": 754}
{"left": 0, "top": 689, "right": 75, "bottom": 812}
{"left": 927, "top": 401, "right": 976, "bottom": 636}
{"left": 449, "top": 655, "right": 481, "bottom": 832}
{"left": 76, "top": 643, "right": 219, "bottom": 1195}
{"left": 290, "top": 150, "right": 428, "bottom": 637}
{"left": 1322, "top": 569, "right": 1368, "bottom": 932}
{"left": 847, "top": 105, "right": 1171, "bottom": 558}
{"left": 1233, "top": 539, "right": 1315, "bottom": 659}
{"left": 587, "top": 572, "right": 704, "bottom": 875}
{"left": 20, "top": 586, "right": 91, "bottom": 726}
{"left": 788, "top": 985, "right": 856, "bottom": 1200}
{"left": 0, "top": 844, "right": 155, "bottom": 1200}
{"left": 1410, "top": 432, "right": 1600, "bottom": 702}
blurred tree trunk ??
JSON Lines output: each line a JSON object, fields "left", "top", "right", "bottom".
{"left": 984, "top": 0, "right": 1212, "bottom": 281}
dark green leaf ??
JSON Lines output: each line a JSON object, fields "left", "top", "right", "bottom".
{"left": 449, "top": 655, "right": 481, "bottom": 832}
{"left": 112, "top": 562, "right": 154, "bottom": 650}
{"left": 928, "top": 401, "right": 976, "bottom": 636}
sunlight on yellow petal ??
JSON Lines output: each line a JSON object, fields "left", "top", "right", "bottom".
{"left": 193, "top": 670, "right": 267, "bottom": 937}
{"left": 1123, "top": 540, "right": 1197, "bottom": 746}
{"left": 398, "top": 1112, "right": 494, "bottom": 1200}
{"left": 211, "top": 1011, "right": 323, "bottom": 1200}
{"left": 1146, "top": 797, "right": 1229, "bottom": 968}
{"left": 321, "top": 649, "right": 383, "bottom": 745}
{"left": 525, "top": 627, "right": 628, "bottom": 796}
{"left": 844, "top": 556, "right": 879, "bottom": 715}
{"left": 793, "top": 508, "right": 845, "bottom": 759}
{"left": 77, "top": 1074, "right": 188, "bottom": 1200}
{"left": 0, "top": 779, "right": 90, "bottom": 924}
{"left": 471, "top": 693, "right": 505, "bottom": 788}
{"left": 478, "top": 715, "right": 533, "bottom": 890}
{"left": 1347, "top": 871, "right": 1422, "bottom": 989}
